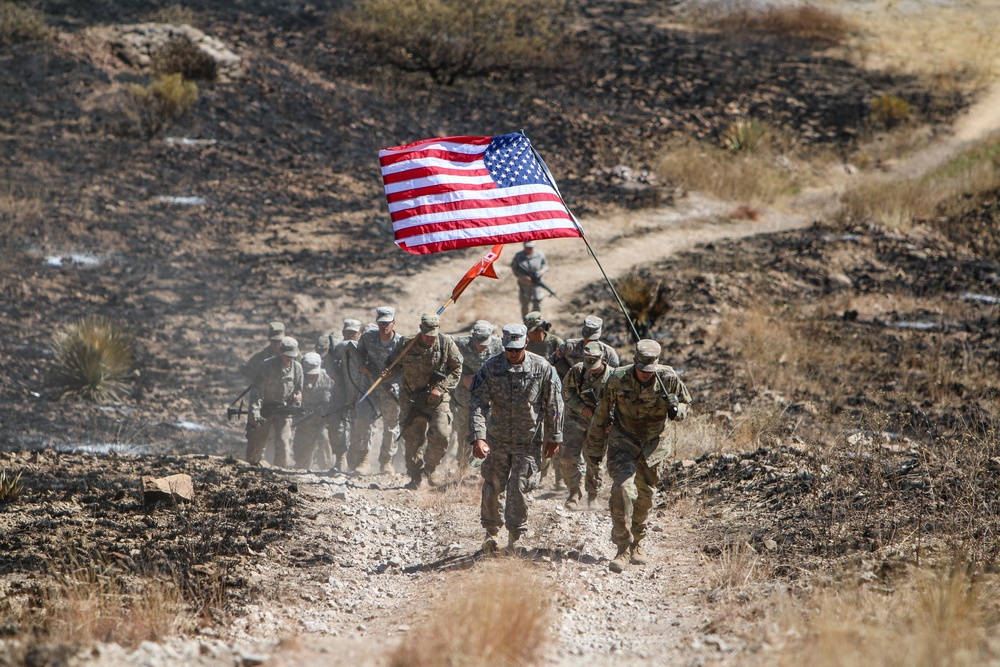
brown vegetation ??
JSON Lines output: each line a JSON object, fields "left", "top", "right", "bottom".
{"left": 152, "top": 37, "right": 217, "bottom": 81}
{"left": 0, "top": 1, "right": 50, "bottom": 47}
{"left": 710, "top": 5, "right": 856, "bottom": 45}
{"left": 126, "top": 73, "right": 198, "bottom": 138}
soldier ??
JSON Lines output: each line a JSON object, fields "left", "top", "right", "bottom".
{"left": 292, "top": 352, "right": 334, "bottom": 470}
{"left": 552, "top": 315, "right": 619, "bottom": 378}
{"left": 315, "top": 330, "right": 343, "bottom": 361}
{"left": 354, "top": 306, "right": 403, "bottom": 474}
{"left": 239, "top": 321, "right": 285, "bottom": 381}
{"left": 246, "top": 336, "right": 304, "bottom": 467}
{"left": 326, "top": 319, "right": 364, "bottom": 471}
{"left": 584, "top": 339, "right": 692, "bottom": 573}
{"left": 452, "top": 320, "right": 503, "bottom": 466}
{"left": 387, "top": 313, "right": 462, "bottom": 490}
{"left": 524, "top": 311, "right": 564, "bottom": 360}
{"left": 561, "top": 341, "right": 614, "bottom": 509}
{"left": 471, "top": 324, "right": 563, "bottom": 553}
{"left": 511, "top": 241, "right": 549, "bottom": 317}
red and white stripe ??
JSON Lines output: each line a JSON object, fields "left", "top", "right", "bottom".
{"left": 378, "top": 136, "right": 581, "bottom": 254}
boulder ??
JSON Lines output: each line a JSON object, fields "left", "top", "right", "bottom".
{"left": 142, "top": 473, "right": 194, "bottom": 505}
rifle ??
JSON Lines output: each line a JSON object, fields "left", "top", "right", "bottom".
{"left": 517, "top": 260, "right": 562, "bottom": 303}
{"left": 396, "top": 370, "right": 448, "bottom": 441}
{"left": 227, "top": 400, "right": 248, "bottom": 422}
{"left": 259, "top": 404, "right": 305, "bottom": 419}
{"left": 313, "top": 400, "right": 357, "bottom": 426}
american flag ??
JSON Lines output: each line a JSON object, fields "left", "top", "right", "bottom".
{"left": 378, "top": 133, "right": 582, "bottom": 254}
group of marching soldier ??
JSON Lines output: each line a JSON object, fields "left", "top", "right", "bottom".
{"left": 236, "top": 242, "right": 692, "bottom": 573}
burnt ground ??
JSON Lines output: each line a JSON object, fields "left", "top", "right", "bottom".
{"left": 0, "top": 0, "right": 996, "bottom": 663}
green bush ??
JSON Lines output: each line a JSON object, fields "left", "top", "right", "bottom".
{"left": 52, "top": 316, "right": 134, "bottom": 402}
{"left": 339, "top": 0, "right": 570, "bottom": 84}
{"left": 152, "top": 37, "right": 216, "bottom": 81}
{"left": 127, "top": 73, "right": 198, "bottom": 138}
{"left": 871, "top": 94, "right": 910, "bottom": 129}
{"left": 0, "top": 1, "right": 50, "bottom": 47}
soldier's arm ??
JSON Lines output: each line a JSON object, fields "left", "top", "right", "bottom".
{"left": 662, "top": 370, "right": 692, "bottom": 421}
{"left": 538, "top": 253, "right": 548, "bottom": 276}
{"left": 239, "top": 349, "right": 264, "bottom": 380}
{"left": 606, "top": 345, "right": 620, "bottom": 368}
{"left": 438, "top": 339, "right": 463, "bottom": 393}
{"left": 469, "top": 368, "right": 491, "bottom": 443}
{"left": 542, "top": 365, "right": 564, "bottom": 443}
{"left": 562, "top": 366, "right": 586, "bottom": 417}
{"left": 584, "top": 380, "right": 615, "bottom": 460}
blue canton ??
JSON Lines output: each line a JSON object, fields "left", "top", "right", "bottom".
{"left": 483, "top": 134, "right": 550, "bottom": 188}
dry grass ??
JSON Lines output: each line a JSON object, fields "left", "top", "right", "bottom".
{"left": 147, "top": 3, "right": 198, "bottom": 26}
{"left": 0, "top": 1, "right": 51, "bottom": 47}
{"left": 706, "top": 538, "right": 770, "bottom": 593}
{"left": 839, "top": 134, "right": 1000, "bottom": 230}
{"left": 127, "top": 73, "right": 198, "bottom": 138}
{"left": 674, "top": 413, "right": 730, "bottom": 459}
{"left": 843, "top": 1, "right": 1000, "bottom": 92}
{"left": 152, "top": 37, "right": 217, "bottom": 81}
{"left": 657, "top": 140, "right": 801, "bottom": 204}
{"left": 388, "top": 560, "right": 551, "bottom": 667}
{"left": 0, "top": 468, "right": 23, "bottom": 503}
{"left": 0, "top": 189, "right": 43, "bottom": 240}
{"left": 710, "top": 4, "right": 856, "bottom": 45}
{"left": 775, "top": 568, "right": 1000, "bottom": 667}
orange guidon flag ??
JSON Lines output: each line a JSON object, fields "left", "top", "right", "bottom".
{"left": 450, "top": 244, "right": 504, "bottom": 304}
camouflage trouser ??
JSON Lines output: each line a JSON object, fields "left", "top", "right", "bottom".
{"left": 518, "top": 283, "right": 543, "bottom": 318}
{"left": 246, "top": 415, "right": 293, "bottom": 467}
{"left": 560, "top": 417, "right": 599, "bottom": 497}
{"left": 328, "top": 388, "right": 355, "bottom": 460}
{"left": 481, "top": 441, "right": 541, "bottom": 535}
{"left": 292, "top": 415, "right": 332, "bottom": 470}
{"left": 450, "top": 389, "right": 472, "bottom": 464}
{"left": 606, "top": 433, "right": 663, "bottom": 548}
{"left": 350, "top": 389, "right": 399, "bottom": 468}
{"left": 402, "top": 397, "right": 452, "bottom": 481}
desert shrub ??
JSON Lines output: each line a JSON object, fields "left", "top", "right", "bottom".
{"left": 127, "top": 73, "right": 198, "bottom": 138}
{"left": 147, "top": 3, "right": 197, "bottom": 26}
{"left": 152, "top": 37, "right": 216, "bottom": 81}
{"left": 711, "top": 4, "right": 855, "bottom": 44}
{"left": 339, "top": 0, "right": 570, "bottom": 84}
{"left": 721, "top": 117, "right": 769, "bottom": 152}
{"left": 0, "top": 187, "right": 43, "bottom": 241}
{"left": 51, "top": 316, "right": 134, "bottom": 402}
{"left": 615, "top": 273, "right": 669, "bottom": 340}
{"left": 870, "top": 94, "right": 910, "bottom": 129}
{"left": 389, "top": 561, "right": 551, "bottom": 666}
{"left": 0, "top": 1, "right": 50, "bottom": 47}
{"left": 0, "top": 468, "right": 23, "bottom": 503}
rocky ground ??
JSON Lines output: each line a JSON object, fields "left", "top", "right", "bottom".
{"left": 2, "top": 0, "right": 1000, "bottom": 664}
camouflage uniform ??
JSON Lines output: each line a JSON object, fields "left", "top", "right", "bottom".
{"left": 391, "top": 315, "right": 462, "bottom": 487}
{"left": 353, "top": 317, "right": 403, "bottom": 470}
{"left": 511, "top": 245, "right": 549, "bottom": 317}
{"left": 326, "top": 322, "right": 364, "bottom": 469}
{"left": 524, "top": 311, "right": 564, "bottom": 360}
{"left": 247, "top": 337, "right": 304, "bottom": 467}
{"left": 452, "top": 322, "right": 503, "bottom": 464}
{"left": 553, "top": 338, "right": 619, "bottom": 379}
{"left": 471, "top": 325, "right": 563, "bottom": 542}
{"left": 239, "top": 321, "right": 285, "bottom": 381}
{"left": 585, "top": 340, "right": 691, "bottom": 570}
{"left": 293, "top": 353, "right": 334, "bottom": 470}
{"left": 561, "top": 353, "right": 614, "bottom": 505}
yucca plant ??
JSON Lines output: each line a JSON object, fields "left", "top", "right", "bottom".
{"left": 0, "top": 468, "right": 23, "bottom": 503}
{"left": 615, "top": 274, "right": 670, "bottom": 340}
{"left": 721, "top": 118, "right": 769, "bottom": 152}
{"left": 52, "top": 316, "right": 134, "bottom": 402}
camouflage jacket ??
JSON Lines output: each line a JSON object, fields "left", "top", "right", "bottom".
{"left": 562, "top": 361, "right": 614, "bottom": 424}
{"left": 302, "top": 370, "right": 333, "bottom": 409}
{"left": 328, "top": 339, "right": 366, "bottom": 402}
{"left": 390, "top": 334, "right": 463, "bottom": 398}
{"left": 454, "top": 335, "right": 503, "bottom": 401}
{"left": 357, "top": 329, "right": 403, "bottom": 389}
{"left": 526, "top": 332, "right": 564, "bottom": 360}
{"left": 470, "top": 351, "right": 563, "bottom": 446}
{"left": 239, "top": 345, "right": 275, "bottom": 381}
{"left": 584, "top": 364, "right": 691, "bottom": 462}
{"left": 511, "top": 249, "right": 548, "bottom": 282}
{"left": 248, "top": 356, "right": 304, "bottom": 419}
{"left": 553, "top": 338, "right": 619, "bottom": 376}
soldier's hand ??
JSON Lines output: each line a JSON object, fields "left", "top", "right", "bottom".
{"left": 672, "top": 403, "right": 689, "bottom": 421}
{"left": 293, "top": 392, "right": 302, "bottom": 404}
{"left": 379, "top": 368, "right": 391, "bottom": 379}
{"left": 428, "top": 387, "right": 443, "bottom": 402}
{"left": 544, "top": 441, "right": 560, "bottom": 458}
{"left": 473, "top": 439, "right": 490, "bottom": 459}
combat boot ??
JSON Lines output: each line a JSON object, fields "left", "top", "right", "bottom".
{"left": 352, "top": 453, "right": 369, "bottom": 475}
{"left": 380, "top": 462, "right": 394, "bottom": 474}
{"left": 630, "top": 541, "right": 648, "bottom": 565}
{"left": 587, "top": 492, "right": 598, "bottom": 508}
{"left": 425, "top": 470, "right": 438, "bottom": 487}
{"left": 332, "top": 454, "right": 345, "bottom": 472}
{"left": 565, "top": 487, "right": 582, "bottom": 511}
{"left": 482, "top": 532, "right": 499, "bottom": 556}
{"left": 404, "top": 475, "right": 422, "bottom": 491}
{"left": 506, "top": 529, "right": 521, "bottom": 555}
{"left": 609, "top": 544, "right": 630, "bottom": 573}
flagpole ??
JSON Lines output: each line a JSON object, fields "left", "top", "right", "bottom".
{"left": 524, "top": 134, "right": 676, "bottom": 401}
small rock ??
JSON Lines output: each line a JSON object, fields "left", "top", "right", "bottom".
{"left": 332, "top": 490, "right": 348, "bottom": 500}
{"left": 764, "top": 539, "right": 778, "bottom": 551}
{"left": 239, "top": 653, "right": 269, "bottom": 666}
{"left": 142, "top": 473, "right": 194, "bottom": 505}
